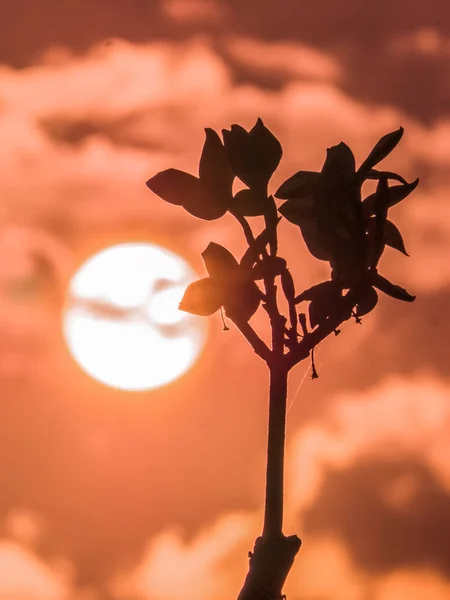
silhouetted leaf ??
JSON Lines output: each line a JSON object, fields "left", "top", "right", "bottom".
{"left": 355, "top": 287, "right": 378, "bottom": 317}
{"left": 306, "top": 281, "right": 342, "bottom": 328}
{"left": 231, "top": 188, "right": 268, "bottom": 216}
{"left": 183, "top": 242, "right": 262, "bottom": 321}
{"left": 202, "top": 242, "right": 239, "bottom": 281}
{"left": 179, "top": 278, "right": 221, "bottom": 316}
{"left": 374, "top": 177, "right": 390, "bottom": 219}
{"left": 278, "top": 197, "right": 315, "bottom": 225}
{"left": 389, "top": 178, "right": 420, "bottom": 206}
{"left": 362, "top": 178, "right": 419, "bottom": 217}
{"left": 250, "top": 118, "right": 283, "bottom": 184}
{"left": 384, "top": 220, "right": 409, "bottom": 255}
{"left": 322, "top": 142, "right": 356, "bottom": 180}
{"left": 366, "top": 217, "right": 385, "bottom": 268}
{"left": 358, "top": 127, "right": 404, "bottom": 175}
{"left": 366, "top": 178, "right": 390, "bottom": 267}
{"left": 317, "top": 143, "right": 361, "bottom": 242}
{"left": 252, "top": 256, "right": 286, "bottom": 280}
{"left": 275, "top": 171, "right": 319, "bottom": 199}
{"left": 222, "top": 118, "right": 282, "bottom": 188}
{"left": 298, "top": 218, "right": 333, "bottom": 261}
{"left": 199, "top": 128, "right": 233, "bottom": 193}
{"left": 309, "top": 301, "right": 322, "bottom": 329}
{"left": 223, "top": 124, "right": 246, "bottom": 155}
{"left": 295, "top": 281, "right": 336, "bottom": 303}
{"left": 280, "top": 268, "right": 295, "bottom": 299}
{"left": 147, "top": 169, "right": 227, "bottom": 220}
{"left": 147, "top": 169, "right": 201, "bottom": 207}
{"left": 373, "top": 273, "right": 415, "bottom": 302}
{"left": 366, "top": 169, "right": 407, "bottom": 184}
{"left": 223, "top": 278, "right": 261, "bottom": 322}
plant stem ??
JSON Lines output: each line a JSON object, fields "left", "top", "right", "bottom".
{"left": 236, "top": 360, "right": 300, "bottom": 600}
{"left": 263, "top": 362, "right": 288, "bottom": 538}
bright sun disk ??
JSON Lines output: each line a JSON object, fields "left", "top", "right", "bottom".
{"left": 63, "top": 243, "right": 206, "bottom": 391}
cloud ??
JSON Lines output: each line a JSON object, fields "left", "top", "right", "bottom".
{"left": 224, "top": 37, "right": 341, "bottom": 83}
{"left": 287, "top": 376, "right": 450, "bottom": 515}
{"left": 112, "top": 512, "right": 256, "bottom": 600}
{"left": 112, "top": 509, "right": 450, "bottom": 600}
{"left": 2, "top": 36, "right": 447, "bottom": 288}
{"left": 2, "top": 0, "right": 450, "bottom": 123}
{"left": 389, "top": 27, "right": 450, "bottom": 58}
{"left": 281, "top": 375, "right": 450, "bottom": 583}
{"left": 4, "top": 509, "right": 44, "bottom": 547}
{"left": 223, "top": 1, "right": 450, "bottom": 122}
{"left": 161, "top": 0, "right": 228, "bottom": 25}
{"left": 376, "top": 569, "right": 450, "bottom": 600}
{"left": 287, "top": 536, "right": 366, "bottom": 600}
{"left": 0, "top": 34, "right": 449, "bottom": 595}
{"left": 0, "top": 539, "right": 72, "bottom": 600}
{"left": 0, "top": 1, "right": 166, "bottom": 68}
{"left": 303, "top": 458, "right": 450, "bottom": 576}
{"left": 108, "top": 378, "right": 450, "bottom": 598}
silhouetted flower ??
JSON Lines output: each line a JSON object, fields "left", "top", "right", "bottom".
{"left": 146, "top": 128, "right": 233, "bottom": 220}
{"left": 179, "top": 242, "right": 262, "bottom": 321}
{"left": 276, "top": 128, "right": 417, "bottom": 310}
{"left": 222, "top": 118, "right": 282, "bottom": 191}
{"left": 147, "top": 119, "right": 283, "bottom": 219}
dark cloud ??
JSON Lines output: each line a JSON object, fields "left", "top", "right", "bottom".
{"left": 226, "top": 0, "right": 448, "bottom": 45}
{"left": 302, "top": 457, "right": 450, "bottom": 576}
{"left": 5, "top": 0, "right": 448, "bottom": 63}
{"left": 0, "top": 1, "right": 166, "bottom": 66}
{"left": 342, "top": 40, "right": 450, "bottom": 125}
{"left": 340, "top": 287, "right": 450, "bottom": 388}
{"left": 2, "top": 1, "right": 449, "bottom": 121}
{"left": 363, "top": 289, "right": 450, "bottom": 377}
{"left": 224, "top": 1, "right": 450, "bottom": 123}
{"left": 40, "top": 113, "right": 179, "bottom": 153}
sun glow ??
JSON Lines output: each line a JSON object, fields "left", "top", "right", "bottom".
{"left": 63, "top": 243, "right": 206, "bottom": 391}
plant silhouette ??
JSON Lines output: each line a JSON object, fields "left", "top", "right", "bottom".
{"left": 146, "top": 119, "right": 418, "bottom": 600}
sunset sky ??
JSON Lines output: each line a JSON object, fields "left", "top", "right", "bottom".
{"left": 1, "top": 1, "right": 450, "bottom": 599}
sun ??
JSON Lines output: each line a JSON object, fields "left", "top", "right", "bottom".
{"left": 63, "top": 243, "right": 206, "bottom": 391}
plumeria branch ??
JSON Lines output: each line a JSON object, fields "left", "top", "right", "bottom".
{"left": 145, "top": 117, "right": 418, "bottom": 600}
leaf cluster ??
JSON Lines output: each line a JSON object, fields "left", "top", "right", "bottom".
{"left": 146, "top": 120, "right": 417, "bottom": 372}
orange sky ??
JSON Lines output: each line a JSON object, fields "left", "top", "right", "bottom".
{"left": 0, "top": 1, "right": 450, "bottom": 599}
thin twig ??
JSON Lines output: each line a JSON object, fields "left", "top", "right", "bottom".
{"left": 232, "top": 318, "right": 272, "bottom": 363}
{"left": 280, "top": 267, "right": 298, "bottom": 345}
{"left": 264, "top": 196, "right": 279, "bottom": 257}
{"left": 285, "top": 288, "right": 361, "bottom": 370}
{"left": 233, "top": 213, "right": 255, "bottom": 246}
